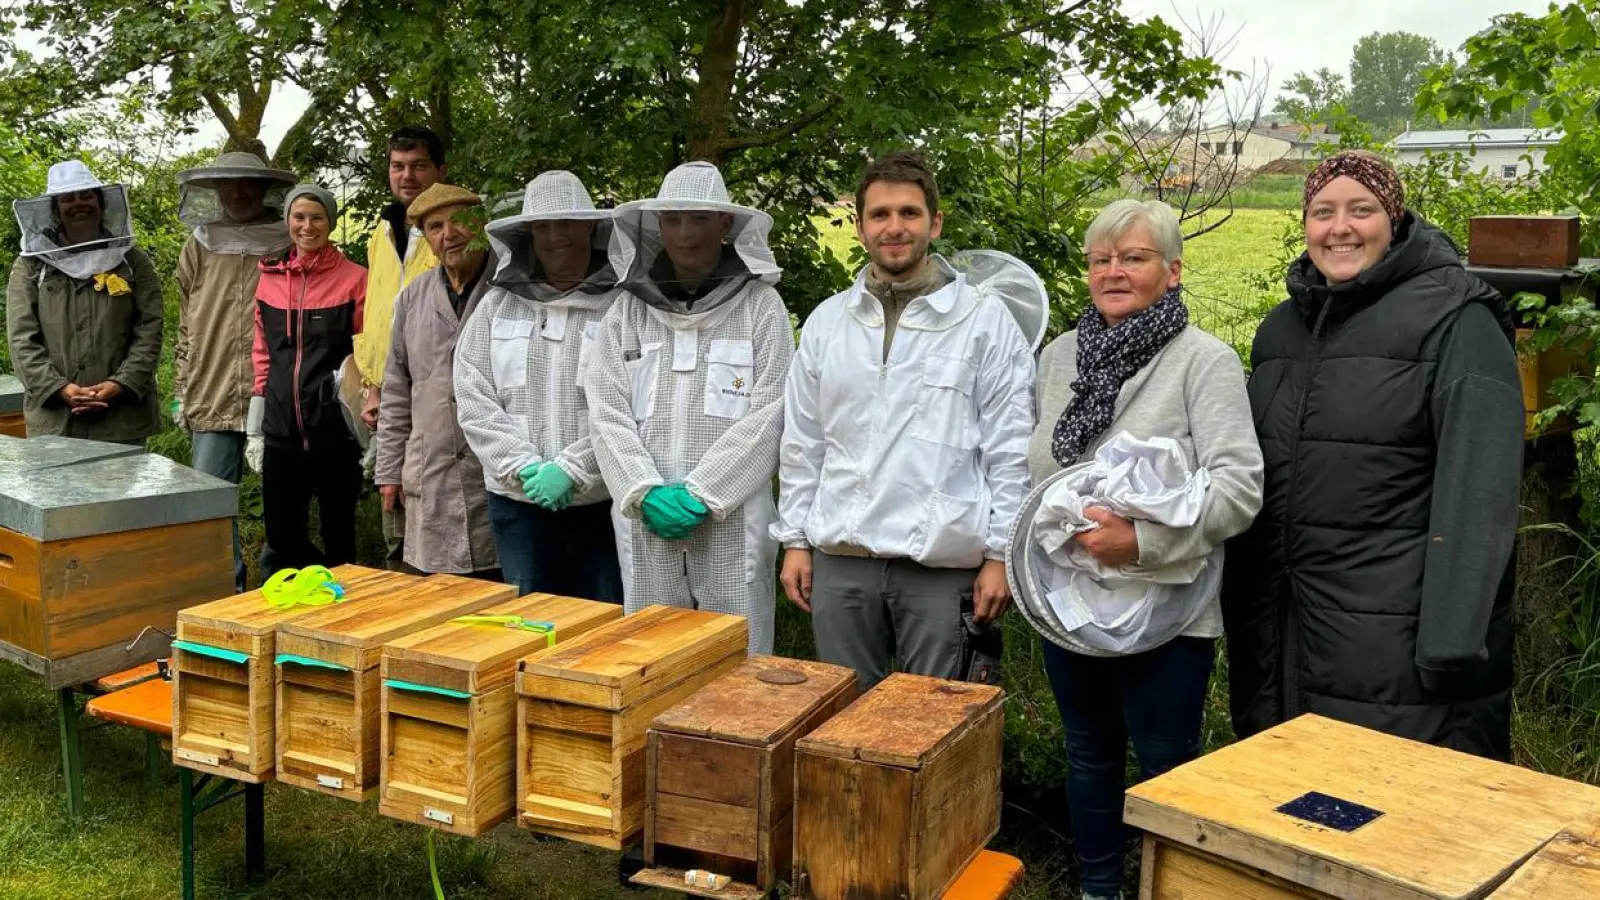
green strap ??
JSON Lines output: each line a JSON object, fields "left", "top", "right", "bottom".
{"left": 450, "top": 615, "right": 557, "bottom": 649}
{"left": 275, "top": 653, "right": 349, "bottom": 671}
{"left": 171, "top": 640, "right": 249, "bottom": 664}
{"left": 386, "top": 680, "right": 471, "bottom": 700}
{"left": 427, "top": 830, "right": 446, "bottom": 900}
{"left": 263, "top": 565, "right": 346, "bottom": 610}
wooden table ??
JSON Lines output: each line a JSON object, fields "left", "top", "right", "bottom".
{"left": 1125, "top": 714, "right": 1600, "bottom": 900}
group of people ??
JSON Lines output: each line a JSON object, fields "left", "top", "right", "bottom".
{"left": 5, "top": 133, "right": 1522, "bottom": 900}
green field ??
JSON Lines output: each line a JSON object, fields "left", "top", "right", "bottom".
{"left": 1, "top": 208, "right": 1289, "bottom": 900}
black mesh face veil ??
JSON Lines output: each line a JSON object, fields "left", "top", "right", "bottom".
{"left": 174, "top": 152, "right": 297, "bottom": 255}
{"left": 15, "top": 183, "right": 135, "bottom": 280}
{"left": 485, "top": 170, "right": 619, "bottom": 302}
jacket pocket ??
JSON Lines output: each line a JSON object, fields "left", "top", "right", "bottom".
{"left": 703, "top": 339, "right": 754, "bottom": 420}
{"left": 626, "top": 342, "right": 663, "bottom": 424}
{"left": 576, "top": 320, "right": 602, "bottom": 388}
{"left": 491, "top": 318, "right": 534, "bottom": 392}
{"left": 914, "top": 354, "right": 978, "bottom": 449}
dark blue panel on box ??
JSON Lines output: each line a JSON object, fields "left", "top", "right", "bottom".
{"left": 1275, "top": 791, "right": 1385, "bottom": 832}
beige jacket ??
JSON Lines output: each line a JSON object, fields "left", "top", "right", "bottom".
{"left": 175, "top": 237, "right": 269, "bottom": 432}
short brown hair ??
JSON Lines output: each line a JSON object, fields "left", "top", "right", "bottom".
{"left": 855, "top": 150, "right": 939, "bottom": 216}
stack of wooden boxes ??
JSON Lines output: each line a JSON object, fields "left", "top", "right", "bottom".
{"left": 378, "top": 594, "right": 624, "bottom": 835}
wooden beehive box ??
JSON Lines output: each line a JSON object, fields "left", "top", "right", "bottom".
{"left": 1486, "top": 806, "right": 1600, "bottom": 899}
{"left": 0, "top": 375, "right": 22, "bottom": 437}
{"left": 377, "top": 594, "right": 624, "bottom": 836}
{"left": 171, "top": 565, "right": 421, "bottom": 782}
{"left": 0, "top": 438, "right": 235, "bottom": 688}
{"left": 514, "top": 604, "right": 748, "bottom": 849}
{"left": 274, "top": 575, "right": 515, "bottom": 801}
{"left": 632, "top": 656, "right": 858, "bottom": 897}
{"left": 793, "top": 673, "right": 1004, "bottom": 900}
{"left": 1125, "top": 714, "right": 1600, "bottom": 900}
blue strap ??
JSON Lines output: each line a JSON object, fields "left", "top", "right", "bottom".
{"left": 386, "top": 680, "right": 471, "bottom": 700}
{"left": 275, "top": 653, "right": 350, "bottom": 671}
{"left": 171, "top": 640, "right": 248, "bottom": 664}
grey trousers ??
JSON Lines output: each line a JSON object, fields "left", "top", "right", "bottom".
{"left": 810, "top": 552, "right": 977, "bottom": 692}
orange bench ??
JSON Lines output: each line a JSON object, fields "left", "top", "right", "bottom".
{"left": 85, "top": 677, "right": 173, "bottom": 738}
{"left": 945, "top": 851, "right": 1025, "bottom": 899}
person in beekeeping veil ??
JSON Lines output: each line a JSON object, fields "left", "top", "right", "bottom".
{"left": 6, "top": 160, "right": 163, "bottom": 446}
{"left": 587, "top": 161, "right": 793, "bottom": 653}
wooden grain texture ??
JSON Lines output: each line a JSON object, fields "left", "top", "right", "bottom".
{"left": 383, "top": 593, "right": 621, "bottom": 695}
{"left": 654, "top": 732, "right": 762, "bottom": 807}
{"left": 1467, "top": 215, "right": 1580, "bottom": 269}
{"left": 794, "top": 749, "right": 916, "bottom": 899}
{"left": 0, "top": 413, "right": 24, "bottom": 438}
{"left": 516, "top": 605, "right": 749, "bottom": 710}
{"left": 85, "top": 677, "right": 173, "bottom": 736}
{"left": 378, "top": 683, "right": 520, "bottom": 836}
{"left": 630, "top": 867, "right": 768, "bottom": 900}
{"left": 1141, "top": 838, "right": 1330, "bottom": 900}
{"left": 1125, "top": 715, "right": 1600, "bottom": 900}
{"left": 798, "top": 673, "right": 1003, "bottom": 768}
{"left": 909, "top": 701, "right": 1003, "bottom": 898}
{"left": 179, "top": 566, "right": 412, "bottom": 651}
{"left": 515, "top": 608, "right": 747, "bottom": 849}
{"left": 0, "top": 518, "right": 231, "bottom": 665}
{"left": 651, "top": 656, "right": 857, "bottom": 746}
{"left": 278, "top": 575, "right": 514, "bottom": 671}
{"left": 275, "top": 663, "right": 381, "bottom": 801}
{"left": 1486, "top": 808, "right": 1600, "bottom": 899}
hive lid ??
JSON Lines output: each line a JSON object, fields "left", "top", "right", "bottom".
{"left": 516, "top": 604, "right": 748, "bottom": 711}
{"left": 796, "top": 673, "right": 1003, "bottom": 769}
{"left": 0, "top": 434, "right": 140, "bottom": 471}
{"left": 383, "top": 594, "right": 624, "bottom": 694}
{"left": 651, "top": 656, "right": 856, "bottom": 746}
{"left": 0, "top": 448, "right": 238, "bottom": 540}
{"left": 0, "top": 375, "right": 23, "bottom": 415}
{"left": 1124, "top": 715, "right": 1600, "bottom": 900}
{"left": 276, "top": 575, "right": 515, "bottom": 670}
{"left": 1486, "top": 805, "right": 1600, "bottom": 899}
{"left": 177, "top": 566, "right": 418, "bottom": 653}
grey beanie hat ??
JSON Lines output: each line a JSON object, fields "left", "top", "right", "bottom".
{"left": 284, "top": 183, "right": 338, "bottom": 223}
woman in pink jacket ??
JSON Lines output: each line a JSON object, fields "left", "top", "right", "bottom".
{"left": 246, "top": 184, "right": 367, "bottom": 576}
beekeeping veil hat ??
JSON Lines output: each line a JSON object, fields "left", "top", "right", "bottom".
{"left": 949, "top": 249, "right": 1050, "bottom": 352}
{"left": 14, "top": 160, "right": 135, "bottom": 281}
{"left": 486, "top": 170, "right": 617, "bottom": 302}
{"left": 611, "top": 161, "right": 780, "bottom": 315}
{"left": 175, "top": 151, "right": 295, "bottom": 255}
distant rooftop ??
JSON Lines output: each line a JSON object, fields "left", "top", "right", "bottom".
{"left": 1393, "top": 128, "right": 1563, "bottom": 149}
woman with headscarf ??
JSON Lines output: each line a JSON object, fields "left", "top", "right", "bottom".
{"left": 587, "top": 161, "right": 793, "bottom": 653}
{"left": 454, "top": 170, "right": 624, "bottom": 600}
{"left": 6, "top": 160, "right": 163, "bottom": 445}
{"left": 1012, "top": 199, "right": 1262, "bottom": 900}
{"left": 247, "top": 184, "right": 368, "bottom": 576}
{"left": 174, "top": 150, "right": 296, "bottom": 591}
{"left": 1223, "top": 150, "right": 1522, "bottom": 760}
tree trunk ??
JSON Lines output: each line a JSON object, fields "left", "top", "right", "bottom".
{"left": 687, "top": 0, "right": 753, "bottom": 163}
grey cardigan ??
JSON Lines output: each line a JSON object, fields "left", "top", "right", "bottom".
{"left": 1026, "top": 324, "right": 1264, "bottom": 642}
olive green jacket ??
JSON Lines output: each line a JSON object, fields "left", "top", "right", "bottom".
{"left": 4, "top": 249, "right": 164, "bottom": 442}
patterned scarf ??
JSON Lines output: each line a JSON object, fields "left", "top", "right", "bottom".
{"left": 1051, "top": 286, "right": 1188, "bottom": 466}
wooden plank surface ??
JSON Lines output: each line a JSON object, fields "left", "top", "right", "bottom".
{"left": 1486, "top": 807, "right": 1600, "bottom": 899}
{"left": 278, "top": 576, "right": 513, "bottom": 669}
{"left": 178, "top": 566, "right": 414, "bottom": 651}
{"left": 798, "top": 673, "right": 1003, "bottom": 769}
{"left": 516, "top": 605, "right": 748, "bottom": 710}
{"left": 1124, "top": 715, "right": 1600, "bottom": 900}
{"left": 384, "top": 594, "right": 622, "bottom": 694}
{"left": 911, "top": 701, "right": 1004, "bottom": 898}
{"left": 85, "top": 678, "right": 173, "bottom": 736}
{"left": 651, "top": 656, "right": 856, "bottom": 746}
{"left": 1142, "top": 838, "right": 1329, "bottom": 900}
{"left": 654, "top": 732, "right": 761, "bottom": 808}
{"left": 793, "top": 749, "right": 915, "bottom": 898}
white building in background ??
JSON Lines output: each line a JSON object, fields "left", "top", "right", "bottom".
{"left": 1194, "top": 121, "right": 1338, "bottom": 172}
{"left": 1392, "top": 128, "right": 1561, "bottom": 178}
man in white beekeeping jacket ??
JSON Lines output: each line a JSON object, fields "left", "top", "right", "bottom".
{"left": 773, "top": 150, "right": 1036, "bottom": 691}
{"left": 588, "top": 160, "right": 792, "bottom": 654}
{"left": 454, "top": 170, "right": 624, "bottom": 602}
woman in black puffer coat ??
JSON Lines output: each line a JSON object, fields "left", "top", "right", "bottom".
{"left": 1222, "top": 151, "right": 1521, "bottom": 760}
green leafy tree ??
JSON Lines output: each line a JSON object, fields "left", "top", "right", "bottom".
{"left": 1347, "top": 31, "right": 1452, "bottom": 132}
{"left": 1273, "top": 67, "right": 1348, "bottom": 126}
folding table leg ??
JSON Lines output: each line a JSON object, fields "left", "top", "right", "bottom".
{"left": 181, "top": 769, "right": 200, "bottom": 900}
{"left": 56, "top": 688, "right": 83, "bottom": 818}
{"left": 244, "top": 782, "right": 265, "bottom": 882}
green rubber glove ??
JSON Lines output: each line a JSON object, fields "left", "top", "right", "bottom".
{"left": 529, "top": 462, "right": 575, "bottom": 510}
{"left": 641, "top": 485, "right": 708, "bottom": 540}
{"left": 518, "top": 463, "right": 544, "bottom": 501}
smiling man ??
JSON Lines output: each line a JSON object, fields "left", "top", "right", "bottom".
{"left": 772, "top": 151, "right": 1034, "bottom": 691}
{"left": 372, "top": 183, "right": 498, "bottom": 579}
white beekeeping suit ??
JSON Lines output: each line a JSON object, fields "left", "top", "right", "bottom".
{"left": 455, "top": 170, "right": 619, "bottom": 504}
{"left": 587, "top": 161, "right": 792, "bottom": 653}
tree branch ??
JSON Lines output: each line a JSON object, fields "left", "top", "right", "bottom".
{"left": 717, "top": 95, "right": 840, "bottom": 153}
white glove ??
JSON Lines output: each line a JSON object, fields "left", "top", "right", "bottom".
{"left": 245, "top": 395, "right": 265, "bottom": 474}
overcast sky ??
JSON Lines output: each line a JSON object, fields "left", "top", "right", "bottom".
{"left": 26, "top": 0, "right": 1561, "bottom": 155}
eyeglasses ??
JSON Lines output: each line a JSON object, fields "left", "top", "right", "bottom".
{"left": 1086, "top": 247, "right": 1163, "bottom": 272}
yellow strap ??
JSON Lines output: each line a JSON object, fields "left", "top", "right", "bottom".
{"left": 263, "top": 566, "right": 345, "bottom": 609}
{"left": 450, "top": 615, "right": 556, "bottom": 648}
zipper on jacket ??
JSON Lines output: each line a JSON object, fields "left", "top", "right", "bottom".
{"left": 1278, "top": 293, "right": 1336, "bottom": 720}
{"left": 545, "top": 308, "right": 560, "bottom": 469}
{"left": 292, "top": 267, "right": 311, "bottom": 451}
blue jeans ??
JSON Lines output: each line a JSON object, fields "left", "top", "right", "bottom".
{"left": 190, "top": 430, "right": 246, "bottom": 593}
{"left": 1040, "top": 636, "right": 1216, "bottom": 897}
{"left": 485, "top": 492, "right": 623, "bottom": 603}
